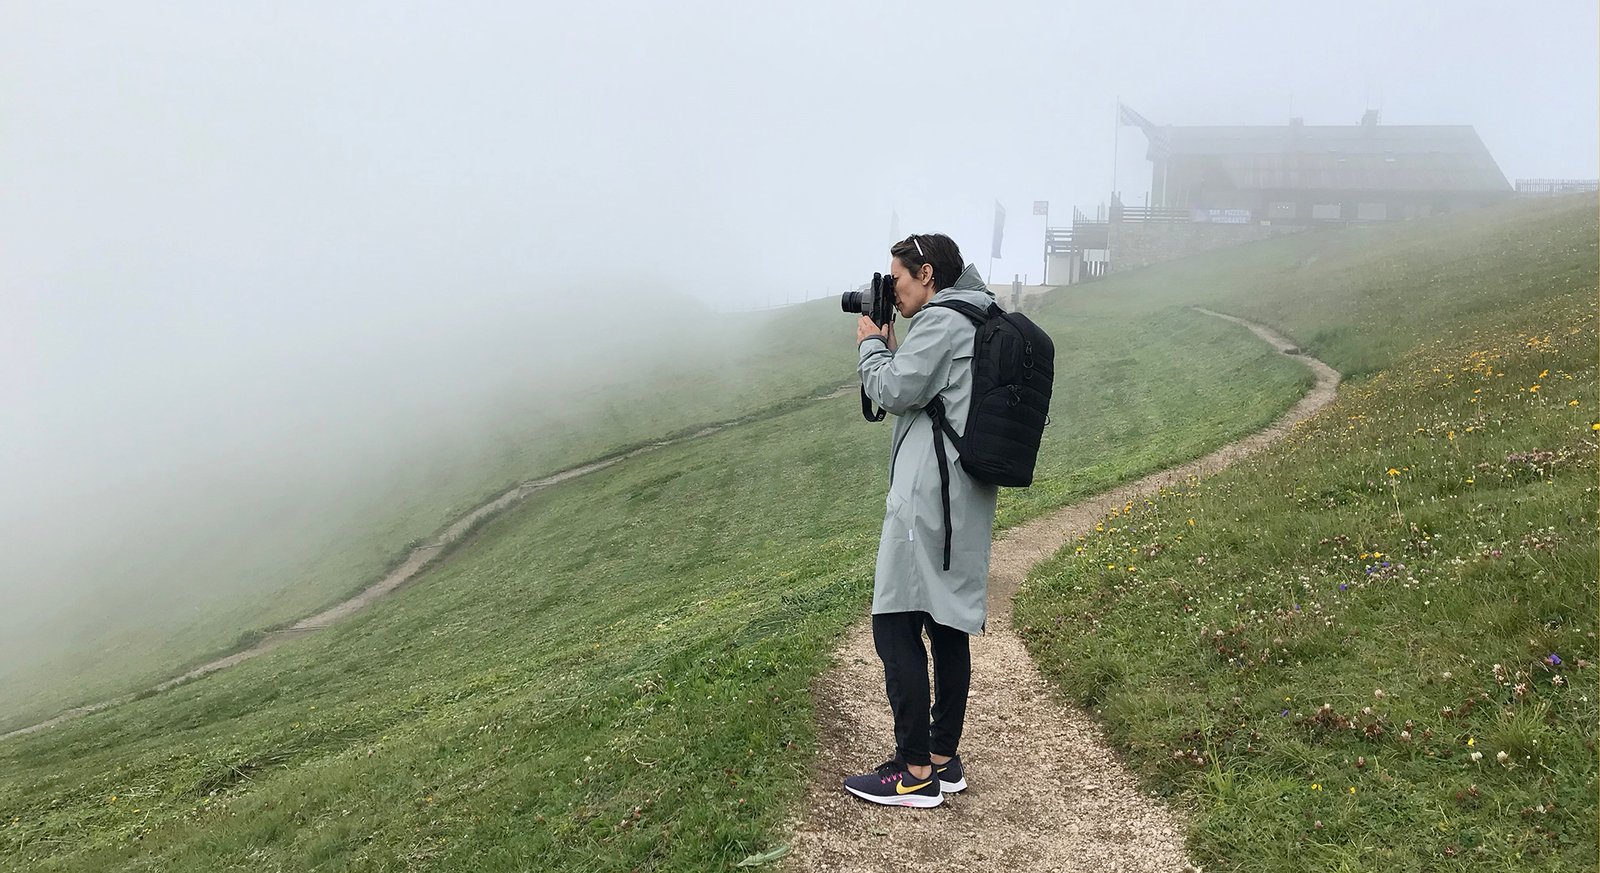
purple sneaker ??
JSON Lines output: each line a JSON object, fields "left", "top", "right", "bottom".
{"left": 843, "top": 757, "right": 943, "bottom": 808}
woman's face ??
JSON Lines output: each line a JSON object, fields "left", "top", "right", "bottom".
{"left": 889, "top": 257, "right": 936, "bottom": 318}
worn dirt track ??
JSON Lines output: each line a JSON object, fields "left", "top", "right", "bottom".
{"left": 2, "top": 387, "right": 863, "bottom": 742}
{"left": 782, "top": 309, "right": 1340, "bottom": 872}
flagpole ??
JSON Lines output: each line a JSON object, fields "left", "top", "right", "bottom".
{"left": 1111, "top": 96, "right": 1120, "bottom": 203}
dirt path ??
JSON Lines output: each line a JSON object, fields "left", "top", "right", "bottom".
{"left": 782, "top": 309, "right": 1340, "bottom": 872}
{"left": 1, "top": 387, "right": 862, "bottom": 743}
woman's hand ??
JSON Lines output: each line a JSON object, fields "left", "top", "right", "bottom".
{"left": 857, "top": 315, "right": 890, "bottom": 346}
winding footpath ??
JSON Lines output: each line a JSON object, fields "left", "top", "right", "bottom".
{"left": 4, "top": 309, "right": 1339, "bottom": 870}
{"left": 782, "top": 309, "right": 1340, "bottom": 872}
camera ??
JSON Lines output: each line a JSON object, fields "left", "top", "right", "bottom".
{"left": 840, "top": 272, "right": 896, "bottom": 327}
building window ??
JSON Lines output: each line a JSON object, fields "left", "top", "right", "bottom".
{"left": 1357, "top": 202, "right": 1388, "bottom": 221}
{"left": 1311, "top": 203, "right": 1341, "bottom": 220}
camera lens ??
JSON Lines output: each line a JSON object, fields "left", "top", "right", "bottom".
{"left": 840, "top": 291, "right": 865, "bottom": 314}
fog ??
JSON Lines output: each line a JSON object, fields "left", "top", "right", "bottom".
{"left": 1, "top": 1, "right": 1595, "bottom": 717}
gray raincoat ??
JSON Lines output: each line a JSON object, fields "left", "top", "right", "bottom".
{"left": 857, "top": 263, "right": 999, "bottom": 635}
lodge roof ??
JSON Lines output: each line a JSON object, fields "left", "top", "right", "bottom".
{"left": 1149, "top": 123, "right": 1510, "bottom": 193}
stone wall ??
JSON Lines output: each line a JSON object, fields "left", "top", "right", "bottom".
{"left": 1109, "top": 221, "right": 1308, "bottom": 274}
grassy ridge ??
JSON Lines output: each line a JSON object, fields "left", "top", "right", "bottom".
{"left": 0, "top": 301, "right": 851, "bottom": 734}
{"left": 0, "top": 288, "right": 1309, "bottom": 869}
{"left": 1016, "top": 195, "right": 1597, "bottom": 870}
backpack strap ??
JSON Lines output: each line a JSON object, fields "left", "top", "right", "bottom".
{"left": 925, "top": 396, "right": 960, "bottom": 572}
{"left": 925, "top": 298, "right": 994, "bottom": 326}
{"left": 916, "top": 299, "right": 995, "bottom": 572}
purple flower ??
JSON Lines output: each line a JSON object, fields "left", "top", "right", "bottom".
{"left": 1339, "top": 583, "right": 1348, "bottom": 591}
{"left": 1546, "top": 653, "right": 1563, "bottom": 666}
{"left": 1281, "top": 709, "right": 1290, "bottom": 717}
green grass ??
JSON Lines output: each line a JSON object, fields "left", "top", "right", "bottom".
{"left": 0, "top": 261, "right": 1310, "bottom": 869}
{"left": 2, "top": 194, "right": 1590, "bottom": 871}
{"left": 1015, "top": 195, "right": 1598, "bottom": 871}
{"left": 0, "top": 300, "right": 852, "bottom": 735}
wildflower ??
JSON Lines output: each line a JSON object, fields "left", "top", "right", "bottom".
{"left": 1387, "top": 468, "right": 1400, "bottom": 477}
{"left": 1348, "top": 786, "right": 1357, "bottom": 795}
{"left": 1529, "top": 384, "right": 1540, "bottom": 393}
{"left": 1466, "top": 737, "right": 1475, "bottom": 747}
{"left": 1187, "top": 518, "right": 1196, "bottom": 527}
{"left": 1470, "top": 751, "right": 1483, "bottom": 762}
{"left": 1399, "top": 730, "right": 1412, "bottom": 741}
{"left": 1497, "top": 751, "right": 1509, "bottom": 764}
{"left": 1545, "top": 653, "right": 1562, "bottom": 666}
{"left": 1311, "top": 782, "right": 1322, "bottom": 791}
{"left": 1441, "top": 671, "right": 1452, "bottom": 680}
{"left": 1571, "top": 400, "right": 1581, "bottom": 407}
{"left": 1539, "top": 369, "right": 1549, "bottom": 378}
{"left": 1552, "top": 675, "right": 1564, "bottom": 686}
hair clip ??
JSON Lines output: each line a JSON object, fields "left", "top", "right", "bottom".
{"left": 912, "top": 236, "right": 924, "bottom": 257}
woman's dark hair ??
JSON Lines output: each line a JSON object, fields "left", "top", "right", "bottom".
{"left": 890, "top": 233, "right": 964, "bottom": 290}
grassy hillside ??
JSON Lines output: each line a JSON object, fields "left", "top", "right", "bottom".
{"left": 1016, "top": 194, "right": 1598, "bottom": 870}
{"left": 0, "top": 299, "right": 852, "bottom": 734}
{"left": 0, "top": 259, "right": 1312, "bottom": 867}
{"left": 4, "top": 195, "right": 1589, "bottom": 871}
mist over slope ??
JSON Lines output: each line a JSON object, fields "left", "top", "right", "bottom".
{"left": 0, "top": 279, "right": 846, "bottom": 730}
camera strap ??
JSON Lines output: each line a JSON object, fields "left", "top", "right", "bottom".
{"left": 860, "top": 386, "right": 886, "bottom": 422}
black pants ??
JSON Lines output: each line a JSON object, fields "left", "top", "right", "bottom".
{"left": 872, "top": 611, "right": 970, "bottom": 767}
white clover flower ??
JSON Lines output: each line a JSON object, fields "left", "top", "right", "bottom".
{"left": 1496, "top": 751, "right": 1509, "bottom": 764}
{"left": 1470, "top": 751, "right": 1483, "bottom": 762}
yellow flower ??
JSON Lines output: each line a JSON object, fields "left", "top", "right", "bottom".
{"left": 1311, "top": 783, "right": 1321, "bottom": 791}
{"left": 1529, "top": 384, "right": 1540, "bottom": 393}
{"left": 1348, "top": 786, "right": 1357, "bottom": 795}
{"left": 1570, "top": 400, "right": 1581, "bottom": 407}
{"left": 1106, "top": 563, "right": 1116, "bottom": 570}
{"left": 1593, "top": 423, "right": 1600, "bottom": 432}
{"left": 1467, "top": 736, "right": 1475, "bottom": 746}
{"left": 1126, "top": 565, "right": 1137, "bottom": 572}
{"left": 1540, "top": 369, "right": 1549, "bottom": 378}
{"left": 1187, "top": 518, "right": 1196, "bottom": 526}
{"left": 1387, "top": 468, "right": 1400, "bottom": 477}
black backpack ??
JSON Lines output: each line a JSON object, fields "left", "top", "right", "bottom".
{"left": 923, "top": 299, "right": 1054, "bottom": 569}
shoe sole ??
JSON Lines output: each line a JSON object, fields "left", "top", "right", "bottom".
{"left": 845, "top": 785, "right": 944, "bottom": 808}
{"left": 939, "top": 777, "right": 967, "bottom": 793}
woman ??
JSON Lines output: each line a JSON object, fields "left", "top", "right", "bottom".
{"left": 846, "top": 233, "right": 999, "bottom": 809}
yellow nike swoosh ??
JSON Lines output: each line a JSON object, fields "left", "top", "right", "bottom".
{"left": 896, "top": 779, "right": 933, "bottom": 795}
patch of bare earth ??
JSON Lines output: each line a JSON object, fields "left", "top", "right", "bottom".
{"left": 782, "top": 310, "right": 1339, "bottom": 872}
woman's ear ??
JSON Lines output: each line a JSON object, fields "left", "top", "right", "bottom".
{"left": 919, "top": 263, "right": 934, "bottom": 286}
